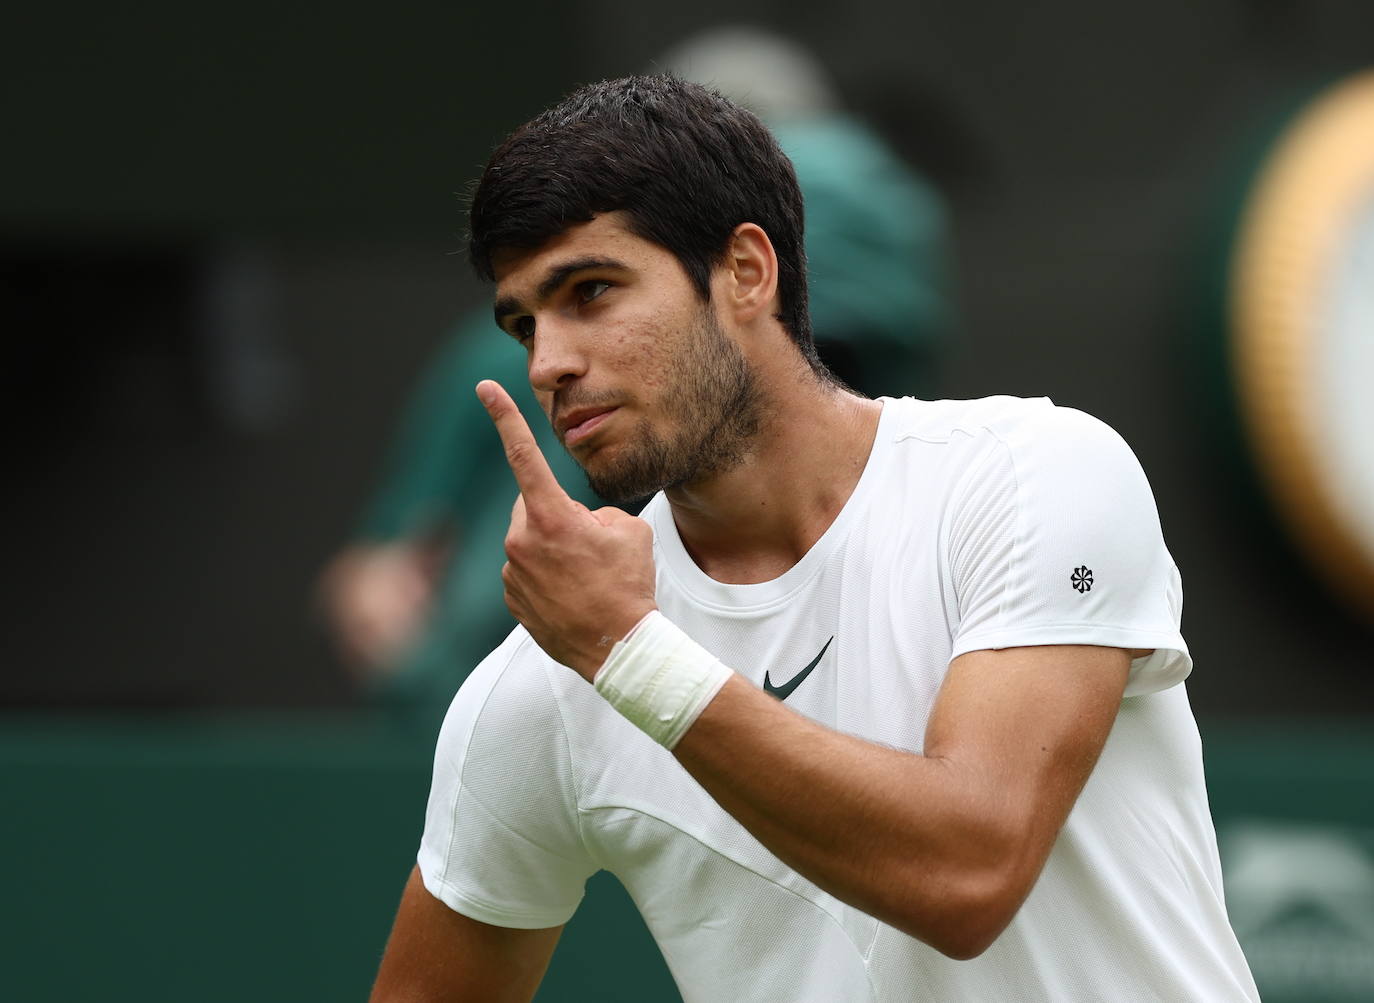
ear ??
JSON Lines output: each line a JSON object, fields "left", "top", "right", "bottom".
{"left": 718, "top": 223, "right": 780, "bottom": 325}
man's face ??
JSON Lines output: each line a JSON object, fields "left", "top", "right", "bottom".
{"left": 492, "top": 213, "right": 764, "bottom": 504}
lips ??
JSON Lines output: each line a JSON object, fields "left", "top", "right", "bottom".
{"left": 557, "top": 405, "right": 618, "bottom": 446}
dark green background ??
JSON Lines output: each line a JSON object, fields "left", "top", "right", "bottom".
{"left": 5, "top": 715, "right": 1372, "bottom": 1001}
{"left": 0, "top": 715, "right": 678, "bottom": 1001}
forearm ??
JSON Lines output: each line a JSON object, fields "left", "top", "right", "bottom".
{"left": 372, "top": 868, "right": 560, "bottom": 1002}
{"left": 669, "top": 674, "right": 1035, "bottom": 957}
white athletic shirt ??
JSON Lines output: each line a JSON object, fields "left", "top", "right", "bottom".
{"left": 418, "top": 396, "right": 1260, "bottom": 1001}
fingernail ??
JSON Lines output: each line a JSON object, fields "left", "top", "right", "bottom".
{"left": 475, "top": 382, "right": 495, "bottom": 406}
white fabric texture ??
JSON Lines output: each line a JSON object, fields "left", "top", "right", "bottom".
{"left": 593, "top": 610, "right": 734, "bottom": 748}
{"left": 418, "top": 395, "right": 1258, "bottom": 1002}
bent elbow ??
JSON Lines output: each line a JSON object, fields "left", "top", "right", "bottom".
{"left": 890, "top": 869, "right": 1025, "bottom": 961}
{"left": 925, "top": 920, "right": 1006, "bottom": 961}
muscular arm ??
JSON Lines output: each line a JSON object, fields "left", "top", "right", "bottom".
{"left": 673, "top": 644, "right": 1133, "bottom": 959}
{"left": 371, "top": 866, "right": 562, "bottom": 1003}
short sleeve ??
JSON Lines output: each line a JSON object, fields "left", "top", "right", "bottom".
{"left": 946, "top": 405, "right": 1191, "bottom": 697}
{"left": 417, "top": 630, "right": 598, "bottom": 928}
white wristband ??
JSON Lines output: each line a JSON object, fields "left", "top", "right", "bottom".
{"left": 593, "top": 611, "right": 732, "bottom": 749}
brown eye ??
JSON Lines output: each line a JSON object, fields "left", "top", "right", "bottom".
{"left": 577, "top": 280, "right": 610, "bottom": 303}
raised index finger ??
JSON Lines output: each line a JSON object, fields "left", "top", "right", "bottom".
{"left": 476, "top": 379, "right": 568, "bottom": 506}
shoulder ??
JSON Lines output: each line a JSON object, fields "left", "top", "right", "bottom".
{"left": 882, "top": 394, "right": 1114, "bottom": 443}
{"left": 884, "top": 396, "right": 1142, "bottom": 478}
{"left": 432, "top": 627, "right": 566, "bottom": 776}
{"left": 877, "top": 397, "right": 1160, "bottom": 555}
{"left": 421, "top": 628, "right": 602, "bottom": 928}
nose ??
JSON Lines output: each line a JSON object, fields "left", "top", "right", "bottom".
{"left": 526, "top": 321, "right": 588, "bottom": 394}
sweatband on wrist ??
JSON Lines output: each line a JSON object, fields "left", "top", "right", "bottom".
{"left": 593, "top": 611, "right": 732, "bottom": 749}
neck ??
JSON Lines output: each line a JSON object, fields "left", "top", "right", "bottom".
{"left": 665, "top": 369, "right": 883, "bottom": 584}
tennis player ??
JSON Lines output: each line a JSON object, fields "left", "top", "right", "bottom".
{"left": 371, "top": 75, "right": 1258, "bottom": 1001}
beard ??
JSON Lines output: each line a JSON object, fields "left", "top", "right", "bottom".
{"left": 578, "top": 309, "right": 765, "bottom": 506}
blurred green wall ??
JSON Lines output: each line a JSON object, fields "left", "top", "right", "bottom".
{"left": 0, "top": 715, "right": 677, "bottom": 1002}
{"left": 4, "top": 714, "right": 1373, "bottom": 1001}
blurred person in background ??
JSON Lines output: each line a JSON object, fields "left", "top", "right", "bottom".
{"left": 317, "top": 27, "right": 950, "bottom": 712}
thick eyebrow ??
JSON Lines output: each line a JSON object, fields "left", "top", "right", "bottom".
{"left": 493, "top": 256, "right": 629, "bottom": 326}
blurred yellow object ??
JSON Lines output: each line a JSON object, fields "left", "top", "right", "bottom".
{"left": 1230, "top": 68, "right": 1374, "bottom": 621}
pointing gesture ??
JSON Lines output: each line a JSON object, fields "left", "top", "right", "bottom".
{"left": 476, "top": 379, "right": 574, "bottom": 511}
{"left": 476, "top": 380, "right": 657, "bottom": 679}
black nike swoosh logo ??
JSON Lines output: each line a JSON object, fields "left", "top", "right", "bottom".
{"left": 763, "top": 637, "right": 834, "bottom": 701}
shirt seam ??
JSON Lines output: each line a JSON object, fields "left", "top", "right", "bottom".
{"left": 443, "top": 633, "right": 541, "bottom": 882}
{"left": 461, "top": 773, "right": 592, "bottom": 869}
{"left": 954, "top": 623, "right": 1188, "bottom": 645}
{"left": 994, "top": 432, "right": 1022, "bottom": 639}
{"left": 579, "top": 802, "right": 882, "bottom": 998}
{"left": 945, "top": 429, "right": 1018, "bottom": 635}
{"left": 427, "top": 873, "right": 574, "bottom": 929}
{"left": 543, "top": 658, "right": 597, "bottom": 866}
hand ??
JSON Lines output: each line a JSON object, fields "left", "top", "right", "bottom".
{"left": 318, "top": 542, "right": 441, "bottom": 678}
{"left": 477, "top": 380, "right": 657, "bottom": 680}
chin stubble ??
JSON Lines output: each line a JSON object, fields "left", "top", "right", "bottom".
{"left": 582, "top": 315, "right": 765, "bottom": 505}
